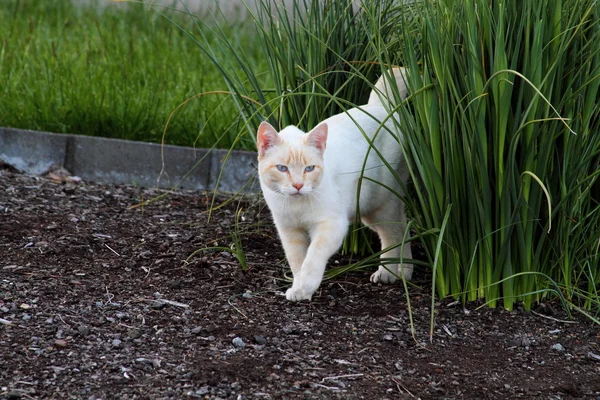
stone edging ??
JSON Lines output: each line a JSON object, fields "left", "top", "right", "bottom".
{"left": 0, "top": 127, "right": 259, "bottom": 194}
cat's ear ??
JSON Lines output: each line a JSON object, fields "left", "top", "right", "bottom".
{"left": 306, "top": 123, "right": 328, "bottom": 152}
{"left": 257, "top": 121, "right": 281, "bottom": 157}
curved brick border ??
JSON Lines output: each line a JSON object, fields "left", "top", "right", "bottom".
{"left": 0, "top": 127, "right": 259, "bottom": 194}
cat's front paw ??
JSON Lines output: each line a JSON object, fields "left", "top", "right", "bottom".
{"left": 285, "top": 277, "right": 320, "bottom": 301}
{"left": 285, "top": 286, "right": 313, "bottom": 301}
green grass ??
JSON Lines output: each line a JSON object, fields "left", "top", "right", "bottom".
{"left": 395, "top": 0, "right": 600, "bottom": 313}
{"left": 190, "top": 0, "right": 600, "bottom": 317}
{"left": 0, "top": 0, "right": 265, "bottom": 149}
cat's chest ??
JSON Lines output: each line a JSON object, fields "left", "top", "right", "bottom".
{"left": 267, "top": 196, "right": 342, "bottom": 228}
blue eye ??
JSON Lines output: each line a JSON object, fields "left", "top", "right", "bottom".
{"left": 305, "top": 165, "right": 315, "bottom": 172}
{"left": 276, "top": 165, "right": 288, "bottom": 172}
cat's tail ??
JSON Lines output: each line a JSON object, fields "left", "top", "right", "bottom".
{"left": 367, "top": 67, "right": 410, "bottom": 107}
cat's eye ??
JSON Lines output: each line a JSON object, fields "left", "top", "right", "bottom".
{"left": 305, "top": 165, "right": 315, "bottom": 172}
{"left": 276, "top": 165, "right": 288, "bottom": 172}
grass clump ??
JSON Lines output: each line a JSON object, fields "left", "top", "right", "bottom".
{"left": 0, "top": 0, "right": 264, "bottom": 148}
{"left": 397, "top": 0, "right": 600, "bottom": 313}
{"left": 174, "top": 0, "right": 408, "bottom": 144}
{"left": 192, "top": 0, "right": 600, "bottom": 315}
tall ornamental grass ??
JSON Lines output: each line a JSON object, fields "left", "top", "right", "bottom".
{"left": 397, "top": 0, "right": 600, "bottom": 312}
{"left": 176, "top": 0, "right": 411, "bottom": 252}
{"left": 181, "top": 0, "right": 599, "bottom": 314}
{"left": 173, "top": 0, "right": 408, "bottom": 144}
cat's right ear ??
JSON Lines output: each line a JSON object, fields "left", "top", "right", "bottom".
{"left": 257, "top": 121, "right": 281, "bottom": 157}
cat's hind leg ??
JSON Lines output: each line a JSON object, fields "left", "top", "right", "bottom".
{"left": 363, "top": 202, "right": 413, "bottom": 284}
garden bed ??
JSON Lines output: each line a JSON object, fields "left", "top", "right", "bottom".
{"left": 1, "top": 169, "right": 599, "bottom": 399}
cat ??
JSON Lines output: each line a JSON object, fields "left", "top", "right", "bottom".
{"left": 256, "top": 67, "right": 413, "bottom": 301}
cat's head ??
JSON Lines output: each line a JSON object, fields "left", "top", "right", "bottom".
{"left": 256, "top": 121, "right": 327, "bottom": 197}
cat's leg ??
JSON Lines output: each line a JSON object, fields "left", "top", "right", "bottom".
{"left": 365, "top": 201, "right": 413, "bottom": 284}
{"left": 286, "top": 219, "right": 348, "bottom": 301}
{"left": 278, "top": 227, "right": 310, "bottom": 278}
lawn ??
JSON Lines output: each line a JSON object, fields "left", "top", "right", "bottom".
{"left": 0, "top": 0, "right": 264, "bottom": 149}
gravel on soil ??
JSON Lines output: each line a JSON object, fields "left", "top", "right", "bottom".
{"left": 1, "top": 168, "right": 599, "bottom": 399}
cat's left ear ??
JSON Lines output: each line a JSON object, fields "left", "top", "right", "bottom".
{"left": 306, "top": 123, "right": 328, "bottom": 152}
{"left": 257, "top": 121, "right": 281, "bottom": 157}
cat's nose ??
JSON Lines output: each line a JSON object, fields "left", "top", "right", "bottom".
{"left": 292, "top": 183, "right": 304, "bottom": 191}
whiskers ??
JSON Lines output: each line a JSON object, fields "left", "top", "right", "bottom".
{"left": 271, "top": 186, "right": 291, "bottom": 215}
{"left": 270, "top": 185, "right": 330, "bottom": 218}
{"left": 306, "top": 187, "right": 327, "bottom": 211}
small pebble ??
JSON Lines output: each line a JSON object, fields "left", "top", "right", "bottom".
{"left": 77, "top": 324, "right": 90, "bottom": 337}
{"left": 54, "top": 339, "right": 68, "bottom": 348}
{"left": 232, "top": 337, "right": 245, "bottom": 348}
{"left": 551, "top": 343, "right": 565, "bottom": 352}
{"left": 151, "top": 300, "right": 166, "bottom": 310}
{"left": 191, "top": 326, "right": 203, "bottom": 334}
{"left": 254, "top": 335, "right": 267, "bottom": 345}
{"left": 128, "top": 328, "right": 141, "bottom": 339}
{"left": 112, "top": 339, "right": 122, "bottom": 347}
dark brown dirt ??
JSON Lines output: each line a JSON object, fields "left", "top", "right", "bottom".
{"left": 1, "top": 169, "right": 599, "bottom": 400}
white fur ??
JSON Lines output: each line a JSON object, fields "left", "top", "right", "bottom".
{"left": 258, "top": 68, "right": 413, "bottom": 301}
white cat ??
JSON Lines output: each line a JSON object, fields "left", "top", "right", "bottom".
{"left": 256, "top": 68, "right": 413, "bottom": 301}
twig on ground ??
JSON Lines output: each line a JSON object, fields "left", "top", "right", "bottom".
{"left": 321, "top": 373, "right": 363, "bottom": 382}
{"left": 311, "top": 383, "right": 345, "bottom": 391}
{"left": 531, "top": 310, "right": 577, "bottom": 324}
{"left": 105, "top": 286, "right": 116, "bottom": 305}
{"left": 151, "top": 298, "right": 190, "bottom": 309}
{"left": 227, "top": 295, "right": 248, "bottom": 319}
{"left": 105, "top": 244, "right": 121, "bottom": 257}
{"left": 442, "top": 325, "right": 454, "bottom": 337}
{"left": 389, "top": 374, "right": 416, "bottom": 398}
{"left": 57, "top": 314, "right": 72, "bottom": 328}
{"left": 356, "top": 347, "right": 374, "bottom": 354}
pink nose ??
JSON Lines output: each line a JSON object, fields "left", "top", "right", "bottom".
{"left": 292, "top": 183, "right": 304, "bottom": 191}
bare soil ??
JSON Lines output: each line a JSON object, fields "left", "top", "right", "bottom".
{"left": 1, "top": 168, "right": 599, "bottom": 400}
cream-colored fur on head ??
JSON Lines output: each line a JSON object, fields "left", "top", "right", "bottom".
{"left": 257, "top": 122, "right": 327, "bottom": 197}
{"left": 257, "top": 67, "right": 413, "bottom": 301}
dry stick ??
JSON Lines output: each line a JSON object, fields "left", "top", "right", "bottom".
{"left": 379, "top": 366, "right": 415, "bottom": 398}
{"left": 143, "top": 298, "right": 190, "bottom": 309}
{"left": 531, "top": 310, "right": 577, "bottom": 324}
{"left": 227, "top": 295, "right": 248, "bottom": 320}
{"left": 321, "top": 373, "right": 364, "bottom": 382}
{"left": 57, "top": 314, "right": 72, "bottom": 328}
{"left": 105, "top": 285, "right": 116, "bottom": 305}
{"left": 105, "top": 244, "right": 121, "bottom": 257}
{"left": 390, "top": 375, "right": 416, "bottom": 398}
{"left": 311, "top": 383, "right": 345, "bottom": 391}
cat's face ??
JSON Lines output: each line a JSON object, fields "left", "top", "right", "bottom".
{"left": 257, "top": 122, "right": 327, "bottom": 197}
